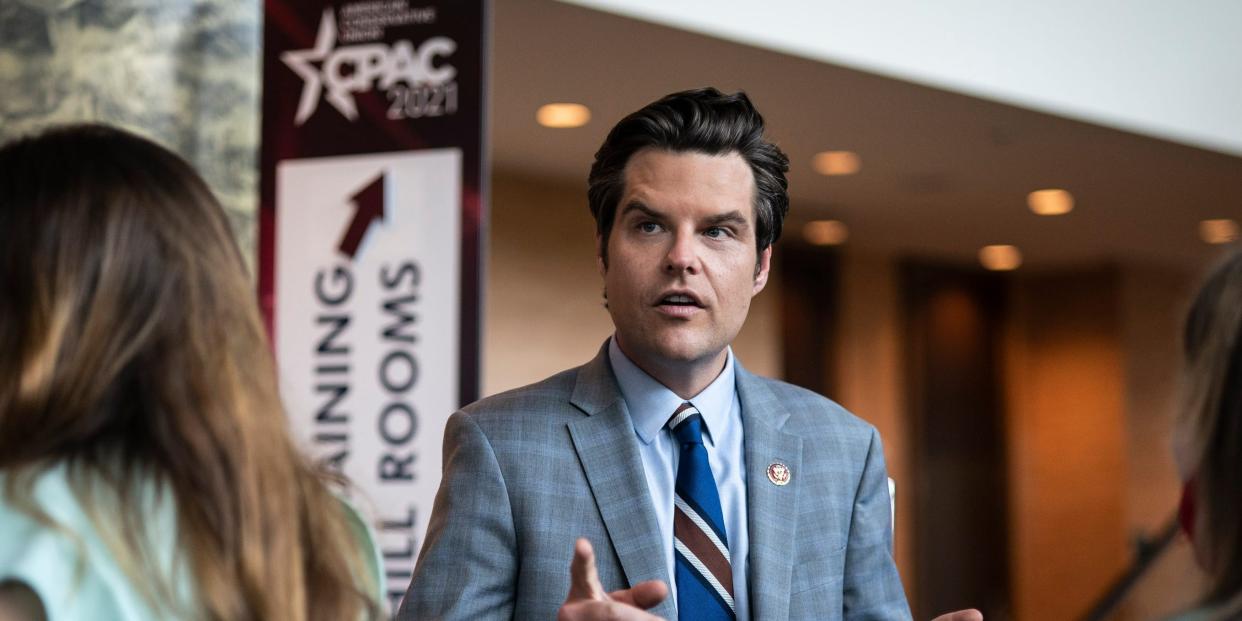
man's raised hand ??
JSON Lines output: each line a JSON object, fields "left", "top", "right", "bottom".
{"left": 558, "top": 538, "right": 669, "bottom": 621}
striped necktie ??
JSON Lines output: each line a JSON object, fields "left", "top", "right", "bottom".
{"left": 669, "top": 402, "right": 735, "bottom": 620}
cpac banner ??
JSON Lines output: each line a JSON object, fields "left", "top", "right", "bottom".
{"left": 259, "top": 0, "right": 484, "bottom": 610}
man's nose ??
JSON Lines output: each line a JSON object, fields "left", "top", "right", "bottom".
{"left": 664, "top": 232, "right": 700, "bottom": 275}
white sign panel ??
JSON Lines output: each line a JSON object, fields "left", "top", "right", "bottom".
{"left": 275, "top": 148, "right": 461, "bottom": 604}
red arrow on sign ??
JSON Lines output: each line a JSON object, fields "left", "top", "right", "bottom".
{"left": 338, "top": 172, "right": 386, "bottom": 258}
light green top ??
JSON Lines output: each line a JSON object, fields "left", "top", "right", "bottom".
{"left": 0, "top": 463, "right": 385, "bottom": 620}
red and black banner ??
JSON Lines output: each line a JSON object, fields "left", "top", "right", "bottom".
{"left": 259, "top": 0, "right": 486, "bottom": 610}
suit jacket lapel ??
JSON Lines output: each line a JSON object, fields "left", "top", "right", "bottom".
{"left": 567, "top": 344, "right": 675, "bottom": 619}
{"left": 738, "top": 365, "right": 803, "bottom": 621}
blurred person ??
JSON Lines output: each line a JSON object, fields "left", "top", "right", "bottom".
{"left": 1173, "top": 250, "right": 1242, "bottom": 620}
{"left": 0, "top": 125, "right": 383, "bottom": 620}
{"left": 400, "top": 88, "right": 980, "bottom": 621}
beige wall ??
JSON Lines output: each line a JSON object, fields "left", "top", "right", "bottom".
{"left": 482, "top": 172, "right": 611, "bottom": 395}
{"left": 833, "top": 252, "right": 915, "bottom": 599}
{"left": 1004, "top": 270, "right": 1130, "bottom": 621}
{"left": 482, "top": 171, "right": 781, "bottom": 396}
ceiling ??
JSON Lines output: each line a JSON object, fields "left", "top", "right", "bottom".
{"left": 563, "top": 0, "right": 1242, "bottom": 159}
{"left": 490, "top": 0, "right": 1242, "bottom": 270}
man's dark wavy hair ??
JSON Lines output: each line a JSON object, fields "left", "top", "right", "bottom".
{"left": 587, "top": 87, "right": 790, "bottom": 266}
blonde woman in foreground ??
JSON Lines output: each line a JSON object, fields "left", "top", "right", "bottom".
{"left": 0, "top": 124, "right": 382, "bottom": 620}
{"left": 1173, "top": 250, "right": 1242, "bottom": 621}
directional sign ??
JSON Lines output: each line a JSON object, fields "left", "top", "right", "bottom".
{"left": 274, "top": 149, "right": 461, "bottom": 611}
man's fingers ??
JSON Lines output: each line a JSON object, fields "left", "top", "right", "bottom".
{"left": 563, "top": 539, "right": 668, "bottom": 618}
{"left": 607, "top": 580, "right": 669, "bottom": 609}
{"left": 565, "top": 538, "right": 607, "bottom": 602}
{"left": 931, "top": 609, "right": 983, "bottom": 621}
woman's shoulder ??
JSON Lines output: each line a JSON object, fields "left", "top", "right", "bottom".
{"left": 0, "top": 464, "right": 188, "bottom": 620}
{"left": 0, "top": 464, "right": 98, "bottom": 561}
{"left": 335, "top": 494, "right": 388, "bottom": 615}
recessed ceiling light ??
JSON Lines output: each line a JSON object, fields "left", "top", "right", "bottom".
{"left": 1027, "top": 188, "right": 1074, "bottom": 215}
{"left": 1200, "top": 219, "right": 1240, "bottom": 244}
{"left": 979, "top": 245, "right": 1022, "bottom": 271}
{"left": 812, "top": 151, "right": 861, "bottom": 176}
{"left": 802, "top": 220, "right": 849, "bottom": 246}
{"left": 536, "top": 103, "right": 590, "bottom": 128}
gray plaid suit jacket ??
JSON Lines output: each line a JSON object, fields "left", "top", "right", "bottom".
{"left": 397, "top": 343, "right": 911, "bottom": 620}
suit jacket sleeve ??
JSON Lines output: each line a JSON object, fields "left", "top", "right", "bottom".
{"left": 397, "top": 411, "right": 517, "bottom": 620}
{"left": 843, "top": 426, "right": 912, "bottom": 620}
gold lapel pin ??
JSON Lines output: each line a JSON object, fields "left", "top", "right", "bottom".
{"left": 767, "top": 462, "right": 791, "bottom": 486}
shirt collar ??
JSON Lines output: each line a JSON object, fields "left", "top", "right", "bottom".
{"left": 608, "top": 336, "right": 736, "bottom": 446}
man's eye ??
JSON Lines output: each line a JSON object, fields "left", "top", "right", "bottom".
{"left": 638, "top": 222, "right": 661, "bottom": 233}
{"left": 705, "top": 226, "right": 730, "bottom": 238}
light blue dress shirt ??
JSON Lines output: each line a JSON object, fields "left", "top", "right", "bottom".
{"left": 609, "top": 337, "right": 750, "bottom": 620}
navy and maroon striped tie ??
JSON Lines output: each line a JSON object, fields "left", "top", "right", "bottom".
{"left": 669, "top": 402, "right": 735, "bottom": 620}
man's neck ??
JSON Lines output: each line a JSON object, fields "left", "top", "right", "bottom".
{"left": 614, "top": 337, "right": 729, "bottom": 399}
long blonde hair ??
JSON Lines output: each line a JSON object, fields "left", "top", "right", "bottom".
{"left": 0, "top": 124, "right": 378, "bottom": 620}
{"left": 1178, "top": 250, "right": 1242, "bottom": 619}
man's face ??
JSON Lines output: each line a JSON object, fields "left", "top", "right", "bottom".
{"left": 600, "top": 148, "right": 771, "bottom": 376}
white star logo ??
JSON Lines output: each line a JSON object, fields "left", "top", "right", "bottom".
{"left": 281, "top": 9, "right": 358, "bottom": 124}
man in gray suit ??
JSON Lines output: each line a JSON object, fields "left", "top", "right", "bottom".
{"left": 399, "top": 88, "right": 913, "bottom": 620}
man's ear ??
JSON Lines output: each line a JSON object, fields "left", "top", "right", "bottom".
{"left": 752, "top": 246, "right": 772, "bottom": 295}
{"left": 596, "top": 234, "right": 607, "bottom": 277}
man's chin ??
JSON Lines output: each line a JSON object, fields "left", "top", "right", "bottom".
{"left": 647, "top": 340, "right": 725, "bottom": 367}
{"left": 617, "top": 328, "right": 726, "bottom": 367}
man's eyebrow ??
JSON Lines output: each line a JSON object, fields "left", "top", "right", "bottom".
{"left": 618, "top": 201, "right": 662, "bottom": 220}
{"left": 704, "top": 211, "right": 750, "bottom": 229}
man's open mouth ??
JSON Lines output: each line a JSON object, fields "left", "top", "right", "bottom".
{"left": 657, "top": 293, "right": 704, "bottom": 308}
